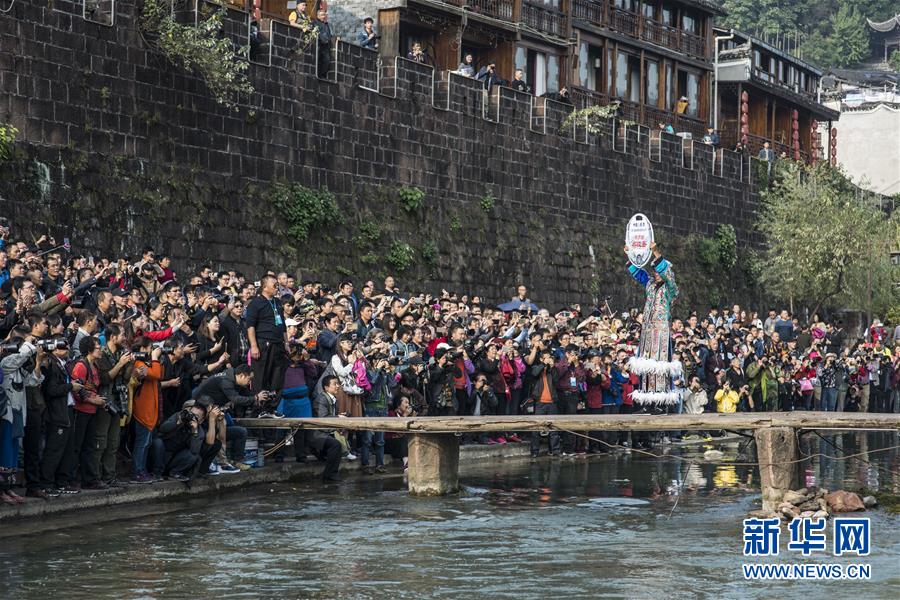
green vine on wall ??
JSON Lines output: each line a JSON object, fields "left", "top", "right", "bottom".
{"left": 270, "top": 182, "right": 340, "bottom": 243}
{"left": 0, "top": 123, "right": 18, "bottom": 161}
{"left": 141, "top": 0, "right": 254, "bottom": 111}
{"left": 397, "top": 186, "right": 425, "bottom": 213}
{"left": 386, "top": 241, "right": 415, "bottom": 272}
{"left": 559, "top": 103, "right": 620, "bottom": 135}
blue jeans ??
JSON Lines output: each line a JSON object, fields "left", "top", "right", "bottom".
{"left": 360, "top": 407, "right": 386, "bottom": 467}
{"left": 822, "top": 387, "right": 838, "bottom": 411}
{"left": 133, "top": 423, "right": 164, "bottom": 476}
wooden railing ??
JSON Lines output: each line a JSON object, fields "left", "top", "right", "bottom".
{"left": 608, "top": 5, "right": 638, "bottom": 37}
{"left": 571, "top": 1, "right": 708, "bottom": 59}
{"left": 572, "top": 0, "right": 605, "bottom": 27}
{"left": 465, "top": 0, "right": 515, "bottom": 21}
{"left": 568, "top": 86, "right": 611, "bottom": 109}
{"left": 642, "top": 19, "right": 679, "bottom": 51}
{"left": 752, "top": 67, "right": 817, "bottom": 100}
{"left": 521, "top": 2, "right": 567, "bottom": 37}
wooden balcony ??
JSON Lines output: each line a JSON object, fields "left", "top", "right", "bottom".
{"left": 521, "top": 2, "right": 567, "bottom": 37}
{"left": 608, "top": 5, "right": 639, "bottom": 38}
{"left": 572, "top": 0, "right": 605, "bottom": 27}
{"left": 572, "top": 0, "right": 709, "bottom": 60}
{"left": 568, "top": 86, "right": 611, "bottom": 109}
{"left": 464, "top": 0, "right": 515, "bottom": 21}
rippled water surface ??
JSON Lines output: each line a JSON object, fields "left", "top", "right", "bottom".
{"left": 1, "top": 432, "right": 898, "bottom": 599}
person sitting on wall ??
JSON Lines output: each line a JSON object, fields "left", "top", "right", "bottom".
{"left": 702, "top": 126, "right": 720, "bottom": 147}
{"left": 356, "top": 16, "right": 378, "bottom": 50}
{"left": 456, "top": 53, "right": 476, "bottom": 78}
{"left": 407, "top": 42, "right": 433, "bottom": 66}
{"left": 541, "top": 87, "right": 573, "bottom": 106}
{"left": 658, "top": 122, "right": 675, "bottom": 135}
{"left": 676, "top": 95, "right": 689, "bottom": 114}
{"left": 511, "top": 69, "right": 531, "bottom": 94}
{"left": 312, "top": 9, "right": 333, "bottom": 79}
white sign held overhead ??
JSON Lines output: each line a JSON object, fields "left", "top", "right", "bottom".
{"left": 625, "top": 213, "right": 654, "bottom": 268}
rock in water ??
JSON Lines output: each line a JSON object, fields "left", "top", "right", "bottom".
{"left": 749, "top": 509, "right": 778, "bottom": 519}
{"left": 825, "top": 490, "right": 866, "bottom": 512}
{"left": 863, "top": 495, "right": 878, "bottom": 508}
{"left": 812, "top": 510, "right": 829, "bottom": 519}
{"left": 782, "top": 490, "right": 806, "bottom": 506}
{"left": 703, "top": 449, "right": 724, "bottom": 461}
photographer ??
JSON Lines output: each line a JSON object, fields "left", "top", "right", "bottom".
{"left": 194, "top": 364, "right": 268, "bottom": 471}
{"left": 94, "top": 323, "right": 133, "bottom": 486}
{"left": 22, "top": 314, "right": 50, "bottom": 497}
{"left": 60, "top": 336, "right": 106, "bottom": 490}
{"left": 427, "top": 347, "right": 459, "bottom": 416}
{"left": 1, "top": 336, "right": 45, "bottom": 504}
{"left": 528, "top": 349, "right": 561, "bottom": 458}
{"left": 158, "top": 398, "right": 222, "bottom": 481}
{"left": 359, "top": 357, "right": 396, "bottom": 474}
{"left": 747, "top": 355, "right": 779, "bottom": 412}
{"left": 714, "top": 379, "right": 739, "bottom": 413}
{"left": 37, "top": 338, "right": 81, "bottom": 497}
{"left": 819, "top": 353, "right": 839, "bottom": 411}
{"left": 554, "top": 344, "right": 585, "bottom": 455}
{"left": 130, "top": 337, "right": 165, "bottom": 483}
{"left": 470, "top": 375, "right": 498, "bottom": 444}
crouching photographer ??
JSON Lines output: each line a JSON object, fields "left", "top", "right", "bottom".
{"left": 157, "top": 398, "right": 223, "bottom": 481}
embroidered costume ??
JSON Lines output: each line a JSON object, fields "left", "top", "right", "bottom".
{"left": 627, "top": 255, "right": 681, "bottom": 404}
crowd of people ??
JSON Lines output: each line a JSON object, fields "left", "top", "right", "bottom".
{"left": 0, "top": 216, "right": 898, "bottom": 506}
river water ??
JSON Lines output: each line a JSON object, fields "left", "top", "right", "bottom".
{"left": 1, "top": 432, "right": 898, "bottom": 599}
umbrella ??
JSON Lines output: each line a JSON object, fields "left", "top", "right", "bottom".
{"left": 497, "top": 300, "right": 540, "bottom": 313}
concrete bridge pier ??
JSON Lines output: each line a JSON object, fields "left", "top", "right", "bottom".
{"left": 407, "top": 433, "right": 460, "bottom": 496}
{"left": 754, "top": 426, "right": 801, "bottom": 511}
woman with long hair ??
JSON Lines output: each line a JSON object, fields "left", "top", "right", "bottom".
{"left": 196, "top": 314, "right": 227, "bottom": 377}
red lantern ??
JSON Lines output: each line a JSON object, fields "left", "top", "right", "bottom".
{"left": 741, "top": 91, "right": 749, "bottom": 102}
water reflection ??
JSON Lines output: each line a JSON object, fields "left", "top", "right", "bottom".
{"left": 0, "top": 432, "right": 898, "bottom": 599}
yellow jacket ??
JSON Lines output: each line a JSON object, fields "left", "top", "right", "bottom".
{"left": 715, "top": 388, "right": 739, "bottom": 413}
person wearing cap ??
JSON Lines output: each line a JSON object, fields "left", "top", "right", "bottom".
{"left": 158, "top": 397, "right": 223, "bottom": 481}
{"left": 676, "top": 95, "right": 689, "bottom": 114}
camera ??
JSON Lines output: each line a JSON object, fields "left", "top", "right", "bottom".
{"left": 0, "top": 341, "right": 21, "bottom": 354}
{"left": 180, "top": 409, "right": 199, "bottom": 426}
{"left": 37, "top": 339, "right": 66, "bottom": 351}
{"left": 133, "top": 351, "right": 150, "bottom": 361}
{"left": 386, "top": 356, "right": 402, "bottom": 366}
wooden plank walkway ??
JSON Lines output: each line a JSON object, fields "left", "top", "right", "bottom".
{"left": 237, "top": 412, "right": 900, "bottom": 433}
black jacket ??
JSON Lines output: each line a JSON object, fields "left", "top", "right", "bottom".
{"left": 41, "top": 358, "right": 73, "bottom": 428}
{"left": 528, "top": 364, "right": 559, "bottom": 404}
{"left": 192, "top": 368, "right": 255, "bottom": 411}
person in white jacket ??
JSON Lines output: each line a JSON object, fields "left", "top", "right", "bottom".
{"left": 682, "top": 376, "right": 708, "bottom": 415}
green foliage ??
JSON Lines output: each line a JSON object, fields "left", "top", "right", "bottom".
{"left": 886, "top": 306, "right": 900, "bottom": 327}
{"left": 696, "top": 225, "right": 737, "bottom": 272}
{"left": 354, "top": 220, "right": 381, "bottom": 249}
{"left": 449, "top": 215, "right": 462, "bottom": 231}
{"left": 270, "top": 182, "right": 339, "bottom": 243}
{"left": 0, "top": 123, "right": 17, "bottom": 161}
{"left": 480, "top": 191, "right": 496, "bottom": 213}
{"left": 420, "top": 241, "right": 438, "bottom": 266}
{"left": 757, "top": 161, "right": 895, "bottom": 314}
{"left": 335, "top": 265, "right": 353, "bottom": 277}
{"left": 722, "top": 0, "right": 895, "bottom": 69}
{"left": 386, "top": 241, "right": 415, "bottom": 272}
{"left": 141, "top": 0, "right": 254, "bottom": 111}
{"left": 559, "top": 103, "right": 619, "bottom": 135}
{"left": 889, "top": 50, "right": 900, "bottom": 72}
{"left": 359, "top": 252, "right": 378, "bottom": 266}
{"left": 397, "top": 186, "right": 425, "bottom": 213}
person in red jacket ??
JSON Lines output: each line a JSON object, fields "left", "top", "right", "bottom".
{"left": 59, "top": 336, "right": 106, "bottom": 491}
